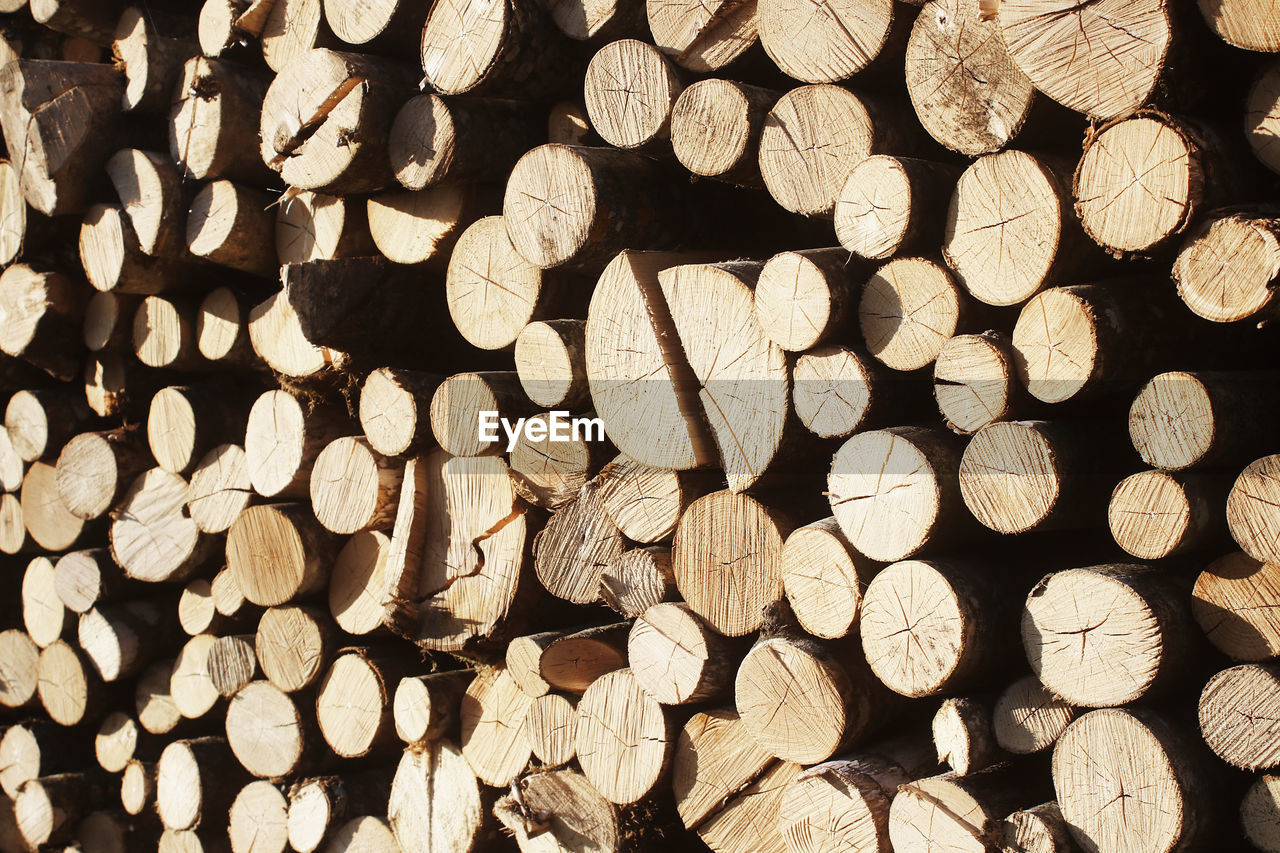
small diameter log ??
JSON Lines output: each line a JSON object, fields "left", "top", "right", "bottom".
{"left": 228, "top": 781, "right": 288, "bottom": 853}
{"left": 904, "top": 0, "right": 1036, "bottom": 156}
{"left": 1109, "top": 469, "right": 1229, "bottom": 560}
{"left": 225, "top": 681, "right": 312, "bottom": 779}
{"left": 524, "top": 693, "right": 578, "bottom": 767}
{"left": 933, "top": 696, "right": 1005, "bottom": 776}
{"left": 392, "top": 670, "right": 471, "bottom": 744}
{"left": 5, "top": 388, "right": 90, "bottom": 463}
{"left": 213, "top": 566, "right": 256, "bottom": 620}
{"left": 889, "top": 767, "right": 1045, "bottom": 853}
{"left": 509, "top": 412, "right": 606, "bottom": 509}
{"left": 84, "top": 291, "right": 140, "bottom": 353}
{"left": 261, "top": 0, "right": 336, "bottom": 72}
{"left": 1173, "top": 210, "right": 1280, "bottom": 323}
{"left": 187, "top": 444, "right": 252, "bottom": 535}
{"left": 0, "top": 159, "right": 25, "bottom": 266}
{"left": 196, "top": 288, "right": 256, "bottom": 367}
{"left": 836, "top": 155, "right": 958, "bottom": 261}
{"left": 179, "top": 579, "right": 222, "bottom": 636}
{"left": 597, "top": 454, "right": 709, "bottom": 544}
{"left": 0, "top": 722, "right": 81, "bottom": 799}
{"left": 228, "top": 503, "right": 339, "bottom": 607}
{"left": 389, "top": 93, "right": 541, "bottom": 191}
{"left": 531, "top": 624, "right": 625, "bottom": 696}
{"left": 992, "top": 675, "right": 1077, "bottom": 756}
{"left": 1053, "top": 708, "right": 1217, "bottom": 853}
{"left": 137, "top": 659, "right": 183, "bottom": 733}
{"left": 942, "top": 150, "right": 1083, "bottom": 307}
{"left": 757, "top": 0, "right": 895, "bottom": 83}
{"left": 753, "top": 248, "right": 856, "bottom": 352}
{"left": 328, "top": 530, "right": 392, "bottom": 636}
{"left": 673, "top": 489, "right": 791, "bottom": 637}
{"left": 326, "top": 816, "right": 400, "bottom": 851}
{"left": 208, "top": 635, "right": 258, "bottom": 698}
{"left": 288, "top": 772, "right": 394, "bottom": 853}
{"left": 78, "top": 600, "right": 170, "bottom": 682}
{"left": 387, "top": 741, "right": 489, "bottom": 853}
{"left": 429, "top": 371, "right": 533, "bottom": 458}
{"left": 196, "top": 0, "right": 250, "bottom": 58}
{"left": 14, "top": 773, "right": 106, "bottom": 850}
{"left": 0, "top": 429, "right": 20, "bottom": 495}
{"left": 780, "top": 517, "right": 872, "bottom": 641}
{"left": 601, "top": 547, "right": 675, "bottom": 619}
{"left": 21, "top": 461, "right": 84, "bottom": 552}
{"left": 534, "top": 481, "right": 628, "bottom": 605}
{"left": 0, "top": 629, "right": 40, "bottom": 708}
{"left": 276, "top": 191, "right": 375, "bottom": 265}
{"left": 828, "top": 427, "right": 967, "bottom": 563}
{"left": 420, "top": 0, "right": 566, "bottom": 96}
{"left": 933, "top": 331, "right": 1024, "bottom": 436}
{"left": 1022, "top": 564, "right": 1197, "bottom": 708}
{"left": 95, "top": 712, "right": 138, "bottom": 774}
{"left": 111, "top": 468, "right": 213, "bottom": 583}
{"left": 670, "top": 79, "right": 777, "bottom": 188}
{"left": 249, "top": 285, "right": 349, "bottom": 378}
{"left": 121, "top": 760, "right": 155, "bottom": 815}
{"left": 1244, "top": 774, "right": 1280, "bottom": 853}
{"left": 584, "top": 38, "right": 683, "bottom": 153}
{"left": 113, "top": 7, "right": 196, "bottom": 115}
{"left": 507, "top": 632, "right": 559, "bottom": 698}
{"left": 792, "top": 346, "right": 894, "bottom": 441}
{"left": 645, "top": 0, "right": 757, "bottom": 72}
{"left": 149, "top": 381, "right": 257, "bottom": 476}
{"left": 24, "top": 555, "right": 70, "bottom": 648}
{"left": 186, "top": 182, "right": 276, "bottom": 277}
{"left": 1000, "top": 802, "right": 1075, "bottom": 853}
{"left": 256, "top": 605, "right": 337, "bottom": 693}
{"left": 258, "top": 49, "right": 415, "bottom": 195}
{"left": 1200, "top": 663, "right": 1280, "bottom": 771}
{"left": 133, "top": 296, "right": 204, "bottom": 370}
{"left": 106, "top": 149, "right": 186, "bottom": 260}
{"left": 245, "top": 390, "right": 350, "bottom": 499}
{"left": 1248, "top": 60, "right": 1280, "bottom": 177}
{"left": 315, "top": 649, "right": 407, "bottom": 759}
{"left": 358, "top": 367, "right": 441, "bottom": 458}
{"left": 55, "top": 428, "right": 150, "bottom": 520}
{"left": 672, "top": 708, "right": 774, "bottom": 830}
{"left": 37, "top": 640, "right": 103, "bottom": 726}
{"left": 322, "top": 0, "right": 429, "bottom": 51}
{"left": 504, "top": 145, "right": 686, "bottom": 270}
{"left": 759, "top": 85, "right": 894, "bottom": 217}
{"left": 0, "top": 492, "right": 24, "bottom": 554}
{"left": 53, "top": 548, "right": 135, "bottom": 614}
{"left": 157, "top": 737, "right": 245, "bottom": 830}
{"left": 169, "top": 56, "right": 275, "bottom": 185}
{"left": 997, "top": 0, "right": 1171, "bottom": 120}
{"left": 309, "top": 437, "right": 400, "bottom": 534}
{"left": 460, "top": 666, "right": 536, "bottom": 787}
{"left": 172, "top": 635, "right": 220, "bottom": 720}
{"left": 858, "top": 257, "right": 968, "bottom": 371}
{"left": 366, "top": 185, "right": 487, "bottom": 266}
{"left": 514, "top": 320, "right": 589, "bottom": 410}
{"left": 629, "top": 603, "right": 732, "bottom": 705}
{"left": 0, "top": 265, "right": 85, "bottom": 381}
{"left": 1193, "top": 551, "right": 1280, "bottom": 662}
{"left": 737, "top": 632, "right": 886, "bottom": 765}
{"left": 575, "top": 669, "right": 673, "bottom": 804}
{"left": 1229, "top": 455, "right": 1280, "bottom": 565}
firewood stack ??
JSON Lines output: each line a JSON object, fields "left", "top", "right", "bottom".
{"left": 1, "top": 0, "right": 1280, "bottom": 850}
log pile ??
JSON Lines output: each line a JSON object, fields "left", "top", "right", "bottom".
{"left": 0, "top": 0, "right": 1278, "bottom": 851}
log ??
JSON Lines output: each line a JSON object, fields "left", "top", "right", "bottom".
{"left": 548, "top": 99, "right": 597, "bottom": 145}
{"left": 933, "top": 331, "right": 1026, "bottom": 436}
{"left": 752, "top": 248, "right": 855, "bottom": 353}
{"left": 0, "top": 428, "right": 21, "bottom": 495}
{"left": 111, "top": 468, "right": 214, "bottom": 583}
{"left": 106, "top": 149, "right": 187, "bottom": 260}
{"left": 0, "top": 264, "right": 85, "bottom": 381}
{"left": 509, "top": 412, "right": 607, "bottom": 509}
{"left": 0, "top": 721, "right": 83, "bottom": 799}
{"left": 149, "top": 381, "right": 256, "bottom": 476}
{"left": 0, "top": 491, "right": 23, "bottom": 554}
{"left": 213, "top": 566, "right": 257, "bottom": 621}
{"left": 258, "top": 49, "right": 415, "bottom": 194}
{"left": 94, "top": 713, "right": 138, "bottom": 774}
{"left": 309, "top": 436, "right": 400, "bottom": 534}
{"left": 260, "top": 0, "right": 335, "bottom": 72}
{"left": 315, "top": 648, "right": 406, "bottom": 759}
{"left": 997, "top": 0, "right": 1172, "bottom": 120}
{"left": 0, "top": 159, "right": 26, "bottom": 266}
{"left": 160, "top": 827, "right": 232, "bottom": 853}
{"left": 136, "top": 659, "right": 183, "bottom": 734}
{"left": 28, "top": 0, "right": 119, "bottom": 43}
{"left": 541, "top": 623, "right": 630, "bottom": 693}
{"left": 255, "top": 605, "right": 336, "bottom": 693}
{"left": 1247, "top": 60, "right": 1280, "bottom": 177}
{"left": 328, "top": 530, "right": 392, "bottom": 635}
{"left": 575, "top": 668, "right": 672, "bottom": 804}
{"left": 836, "top": 155, "right": 958, "bottom": 261}
{"left": 1228, "top": 454, "right": 1280, "bottom": 565}
{"left": 228, "top": 781, "right": 288, "bottom": 853}
{"left": 1022, "top": 564, "right": 1198, "bottom": 708}
{"left": 113, "top": 7, "right": 197, "bottom": 115}
{"left": 698, "top": 760, "right": 802, "bottom": 853}
{"left": 1199, "top": 663, "right": 1280, "bottom": 770}
{"left": 366, "top": 184, "right": 490, "bottom": 266}
{"left": 187, "top": 443, "right": 252, "bottom": 535}
{"left": 671, "top": 708, "right": 773, "bottom": 830}
{"left": 121, "top": 759, "right": 155, "bottom": 815}
{"left": 759, "top": 84, "right": 898, "bottom": 217}
{"left": 228, "top": 503, "right": 339, "bottom": 607}
{"left": 23, "top": 555, "right": 69, "bottom": 647}
{"left": 670, "top": 78, "right": 777, "bottom": 187}
{"left": 596, "top": 454, "right": 710, "bottom": 544}
{"left": 1193, "top": 551, "right": 1280, "bottom": 662}
{"left": 245, "top": 390, "right": 350, "bottom": 499}
{"left": 888, "top": 767, "right": 1046, "bottom": 853}
{"left": 178, "top": 579, "right": 223, "bottom": 636}
{"left": 1108, "top": 469, "right": 1229, "bottom": 560}
{"left": 14, "top": 773, "right": 106, "bottom": 849}
{"left": 37, "top": 639, "right": 103, "bottom": 726}
{"left": 324, "top": 816, "right": 399, "bottom": 852}
{"left": 196, "top": 0, "right": 250, "bottom": 58}
{"left": 171, "top": 635, "right": 220, "bottom": 720}
{"left": 5, "top": 388, "right": 90, "bottom": 463}
{"left": 757, "top": 0, "right": 897, "bottom": 83}
{"left": 933, "top": 696, "right": 1005, "bottom": 776}
{"left": 991, "top": 675, "right": 1077, "bottom": 756}
{"left": 791, "top": 345, "right": 897, "bottom": 441}
{"left": 387, "top": 740, "right": 490, "bottom": 853}
{"left": 133, "top": 296, "right": 204, "bottom": 370}
{"left": 543, "top": 0, "right": 646, "bottom": 40}
{"left": 672, "top": 489, "right": 790, "bottom": 637}
{"left": 533, "top": 480, "right": 627, "bottom": 605}
{"left": 999, "top": 802, "right": 1075, "bottom": 853}
{"left": 288, "top": 771, "right": 394, "bottom": 853}
{"left": 84, "top": 291, "right": 140, "bottom": 353}
{"left": 225, "top": 680, "right": 312, "bottom": 779}
{"left": 78, "top": 599, "right": 171, "bottom": 682}
{"left": 276, "top": 191, "right": 374, "bottom": 265}
{"left": 858, "top": 256, "right": 969, "bottom": 371}
{"left": 195, "top": 288, "right": 256, "bottom": 367}
{"left": 904, "top": 0, "right": 1036, "bottom": 157}
{"left": 780, "top": 517, "right": 872, "bottom": 640}
{"left": 506, "top": 631, "right": 559, "bottom": 697}
{"left": 391, "top": 670, "right": 471, "bottom": 744}
{"left": 583, "top": 38, "right": 683, "bottom": 152}
{"left": 628, "top": 603, "right": 731, "bottom": 705}
{"left": 357, "top": 367, "right": 440, "bottom": 458}
{"left": 429, "top": 371, "right": 533, "bottom": 457}
{"left": 514, "top": 320, "right": 589, "bottom": 410}
{"left": 460, "top": 665, "right": 536, "bottom": 787}
{"left": 601, "top": 546, "right": 675, "bottom": 619}
{"left": 0, "top": 629, "right": 40, "bottom": 708}
{"left": 55, "top": 427, "right": 151, "bottom": 520}
{"left": 646, "top": 0, "right": 758, "bottom": 73}
{"left": 321, "top": 0, "right": 429, "bottom": 53}
{"left": 208, "top": 635, "right": 257, "bottom": 697}
{"left": 169, "top": 56, "right": 275, "bottom": 185}
{"left": 494, "top": 767, "right": 634, "bottom": 852}
{"left": 1199, "top": 0, "right": 1280, "bottom": 50}
{"left": 1053, "top": 708, "right": 1217, "bottom": 853}
{"left": 523, "top": 692, "right": 578, "bottom": 766}
{"left": 21, "top": 461, "right": 84, "bottom": 551}
{"left": 1173, "top": 209, "right": 1280, "bottom": 323}
{"left": 1243, "top": 774, "right": 1280, "bottom": 853}
{"left": 156, "top": 737, "right": 245, "bottom": 830}
{"left": 185, "top": 182, "right": 276, "bottom": 277}
{"left": 420, "top": 0, "right": 567, "bottom": 96}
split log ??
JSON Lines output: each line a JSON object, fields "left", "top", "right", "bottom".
{"left": 111, "top": 468, "right": 214, "bottom": 583}
{"left": 932, "top": 331, "right": 1025, "bottom": 436}
{"left": 888, "top": 767, "right": 1046, "bottom": 853}
{"left": 671, "top": 708, "right": 773, "bottom": 830}
{"left": 208, "top": 635, "right": 257, "bottom": 697}
{"left": 1108, "top": 469, "right": 1229, "bottom": 559}
{"left": 386, "top": 740, "right": 488, "bottom": 853}
{"left": 596, "top": 455, "right": 710, "bottom": 544}
{"left": 260, "top": 0, "right": 336, "bottom": 72}
{"left": 121, "top": 760, "right": 154, "bottom": 815}
{"left": 904, "top": 0, "right": 1036, "bottom": 157}
{"left": 255, "top": 605, "right": 336, "bottom": 693}
{"left": 576, "top": 668, "right": 672, "bottom": 804}
{"left": 524, "top": 693, "right": 578, "bottom": 767}
{"left": 670, "top": 78, "right": 777, "bottom": 187}
{"left": 13, "top": 773, "right": 106, "bottom": 850}
{"left": 225, "top": 680, "right": 313, "bottom": 779}
{"left": 156, "top": 737, "right": 245, "bottom": 830}
{"left": 0, "top": 264, "right": 85, "bottom": 381}
{"left": 673, "top": 489, "right": 790, "bottom": 636}
{"left": 697, "top": 760, "right": 802, "bottom": 853}
{"left": 20, "top": 461, "right": 84, "bottom": 551}
{"left": 836, "top": 155, "right": 958, "bottom": 261}
{"left": 244, "top": 390, "right": 350, "bottom": 499}
{"left": 321, "top": 0, "right": 429, "bottom": 52}
{"left": 601, "top": 546, "right": 674, "bottom": 618}
{"left": 37, "top": 639, "right": 104, "bottom": 726}
{"left": 509, "top": 412, "right": 607, "bottom": 509}
{"left": 933, "top": 696, "right": 1005, "bottom": 776}
{"left": 780, "top": 517, "right": 872, "bottom": 640}
{"left": 228, "top": 781, "right": 288, "bottom": 853}
{"left": 460, "top": 666, "right": 536, "bottom": 787}
{"left": 276, "top": 191, "right": 374, "bottom": 264}
{"left": 391, "top": 670, "right": 471, "bottom": 744}
{"left": 534, "top": 481, "right": 627, "bottom": 605}
{"left": 1243, "top": 774, "right": 1280, "bottom": 853}
{"left": 113, "top": 7, "right": 197, "bottom": 115}
{"left": 420, "top": 0, "right": 567, "bottom": 96}
{"left": 328, "top": 530, "right": 392, "bottom": 635}
{"left": 186, "top": 182, "right": 276, "bottom": 277}
{"left": 23, "top": 555, "right": 70, "bottom": 647}
{"left": 55, "top": 427, "right": 151, "bottom": 520}
{"left": 1000, "top": 802, "right": 1075, "bottom": 853}
{"left": 753, "top": 248, "right": 855, "bottom": 353}
{"left": 858, "top": 256, "right": 969, "bottom": 371}
{"left": 1247, "top": 60, "right": 1280, "bottom": 176}
{"left": 991, "top": 675, "right": 1077, "bottom": 756}
{"left": 429, "top": 371, "right": 533, "bottom": 457}
{"left": 646, "top": 0, "right": 758, "bottom": 73}
{"left": 997, "top": 0, "right": 1172, "bottom": 120}
{"left": 942, "top": 150, "right": 1085, "bottom": 307}
{"left": 583, "top": 38, "right": 683, "bottom": 152}
{"left": 1193, "top": 551, "right": 1280, "bottom": 662}
{"left": 1022, "top": 564, "right": 1198, "bottom": 708}
{"left": 1228, "top": 454, "right": 1280, "bottom": 565}
{"left": 5, "top": 388, "right": 90, "bottom": 462}
{"left": 628, "top": 603, "right": 731, "bottom": 705}
{"left": 1173, "top": 209, "right": 1280, "bottom": 323}
{"left": 84, "top": 291, "right": 140, "bottom": 352}
{"left": 315, "top": 648, "right": 407, "bottom": 759}
{"left": 78, "top": 600, "right": 171, "bottom": 682}
{"left": 171, "top": 635, "right": 220, "bottom": 719}
{"left": 258, "top": 49, "right": 415, "bottom": 194}
{"left": 137, "top": 659, "right": 183, "bottom": 733}
{"left": 169, "top": 56, "right": 275, "bottom": 185}
{"left": 1053, "top": 708, "right": 1218, "bottom": 853}
{"left": 309, "top": 436, "right": 400, "bottom": 534}
{"left": 514, "top": 320, "right": 589, "bottom": 410}
{"left": 133, "top": 296, "right": 204, "bottom": 370}
{"left": 106, "top": 149, "right": 186, "bottom": 260}
{"left": 228, "top": 503, "right": 339, "bottom": 606}
{"left": 1199, "top": 663, "right": 1280, "bottom": 770}
{"left": 0, "top": 629, "right": 40, "bottom": 708}
{"left": 759, "top": 84, "right": 899, "bottom": 217}
{"left": 187, "top": 444, "right": 252, "bottom": 534}
{"left": 757, "top": 0, "right": 896, "bottom": 83}
{"left": 828, "top": 426, "right": 968, "bottom": 563}
{"left": 541, "top": 623, "right": 630, "bottom": 693}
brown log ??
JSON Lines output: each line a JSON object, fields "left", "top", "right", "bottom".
{"left": 225, "top": 680, "right": 313, "bottom": 779}
{"left": 629, "top": 603, "right": 732, "bottom": 705}
{"left": 429, "top": 371, "right": 534, "bottom": 458}
{"left": 600, "top": 546, "right": 675, "bottom": 619}
{"left": 991, "top": 674, "right": 1077, "bottom": 756}
{"left": 228, "top": 503, "right": 339, "bottom": 607}
{"left": 670, "top": 78, "right": 777, "bottom": 187}
{"left": 23, "top": 555, "right": 69, "bottom": 648}
{"left": 244, "top": 390, "right": 350, "bottom": 499}
{"left": 388, "top": 93, "right": 542, "bottom": 191}
{"left": 136, "top": 659, "right": 182, "bottom": 734}
{"left": 575, "top": 668, "right": 672, "bottom": 804}
{"left": 169, "top": 56, "right": 275, "bottom": 185}
{"left": 55, "top": 427, "right": 151, "bottom": 520}
{"left": 780, "top": 517, "right": 873, "bottom": 641}
{"left": 1193, "top": 551, "right": 1280, "bottom": 662}
{"left": 276, "top": 191, "right": 374, "bottom": 265}
{"left": 1173, "top": 209, "right": 1280, "bottom": 323}
{"left": 541, "top": 623, "right": 630, "bottom": 693}
{"left": 391, "top": 670, "right": 472, "bottom": 745}
{"left": 84, "top": 291, "right": 141, "bottom": 353}
{"left": 836, "top": 155, "right": 959, "bottom": 261}
{"left": 187, "top": 443, "right": 252, "bottom": 535}
{"left": 5, "top": 388, "right": 91, "bottom": 462}
{"left": 20, "top": 461, "right": 84, "bottom": 552}
{"left": 420, "top": 0, "right": 568, "bottom": 96}
{"left": 208, "top": 635, "right": 258, "bottom": 698}
{"left": 228, "top": 780, "right": 288, "bottom": 853}
{"left": 315, "top": 648, "right": 407, "bottom": 759}
{"left": 533, "top": 480, "right": 627, "bottom": 605}
{"left": 647, "top": 0, "right": 759, "bottom": 73}
{"left": 37, "top": 639, "right": 104, "bottom": 726}
{"left": 459, "top": 666, "right": 535, "bottom": 787}
{"left": 523, "top": 693, "right": 578, "bottom": 767}
{"left": 0, "top": 629, "right": 40, "bottom": 708}
{"left": 171, "top": 635, "right": 220, "bottom": 720}
{"left": 255, "top": 605, "right": 336, "bottom": 693}
{"left": 858, "top": 257, "right": 973, "bottom": 372}
{"left": 0, "top": 264, "right": 85, "bottom": 381}
{"left": 78, "top": 599, "right": 171, "bottom": 682}
{"left": 186, "top": 181, "right": 276, "bottom": 277}
{"left": 156, "top": 737, "right": 246, "bottom": 830}
{"left": 111, "top": 468, "right": 214, "bottom": 583}
{"left": 1199, "top": 663, "right": 1280, "bottom": 771}
{"left": 1243, "top": 774, "right": 1280, "bottom": 853}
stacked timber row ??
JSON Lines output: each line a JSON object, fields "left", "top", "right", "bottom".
{"left": 0, "top": 0, "right": 1279, "bottom": 851}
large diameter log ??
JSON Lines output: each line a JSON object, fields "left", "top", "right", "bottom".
{"left": 1053, "top": 708, "right": 1218, "bottom": 853}
{"left": 997, "top": 0, "right": 1172, "bottom": 120}
{"left": 835, "top": 155, "right": 959, "bottom": 261}
{"left": 646, "top": 0, "right": 758, "bottom": 72}
{"left": 575, "top": 668, "right": 673, "bottom": 804}
{"left": 387, "top": 740, "right": 490, "bottom": 853}
{"left": 169, "top": 57, "right": 275, "bottom": 185}
{"left": 670, "top": 79, "right": 778, "bottom": 187}
{"left": 858, "top": 256, "right": 971, "bottom": 371}
{"left": 5, "top": 388, "right": 91, "bottom": 463}
{"left": 533, "top": 480, "right": 626, "bottom": 605}
{"left": 157, "top": 737, "right": 246, "bottom": 831}
{"left": 420, "top": 0, "right": 568, "bottom": 96}
{"left": 671, "top": 708, "right": 774, "bottom": 831}
{"left": 757, "top": 0, "right": 896, "bottom": 83}
{"left": 225, "top": 680, "right": 313, "bottom": 779}
{"left": 20, "top": 461, "right": 84, "bottom": 551}
{"left": 1228, "top": 454, "right": 1280, "bottom": 565}
{"left": 933, "top": 331, "right": 1026, "bottom": 436}
{"left": 780, "top": 517, "right": 871, "bottom": 640}
{"left": 583, "top": 38, "right": 683, "bottom": 152}
{"left": 309, "top": 437, "right": 400, "bottom": 534}
{"left": 1200, "top": 663, "right": 1280, "bottom": 771}
{"left": 1022, "top": 564, "right": 1198, "bottom": 708}
{"left": 1193, "top": 551, "right": 1280, "bottom": 662}
{"left": 55, "top": 427, "right": 150, "bottom": 520}
{"left": 245, "top": 390, "right": 349, "bottom": 499}
{"left": 111, "top": 468, "right": 213, "bottom": 583}
{"left": 227, "top": 503, "right": 339, "bottom": 607}
{"left": 459, "top": 666, "right": 535, "bottom": 787}
{"left": 315, "top": 648, "right": 406, "bottom": 759}
{"left": 0, "top": 629, "right": 40, "bottom": 708}
{"left": 0, "top": 264, "right": 86, "bottom": 381}
{"left": 1173, "top": 209, "right": 1280, "bottom": 323}
{"left": 24, "top": 555, "right": 70, "bottom": 647}
{"left": 992, "top": 675, "right": 1077, "bottom": 756}
{"left": 256, "top": 605, "right": 336, "bottom": 693}
{"left": 904, "top": 0, "right": 1036, "bottom": 156}
{"left": 228, "top": 781, "right": 288, "bottom": 853}
{"left": 185, "top": 181, "right": 276, "bottom": 277}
